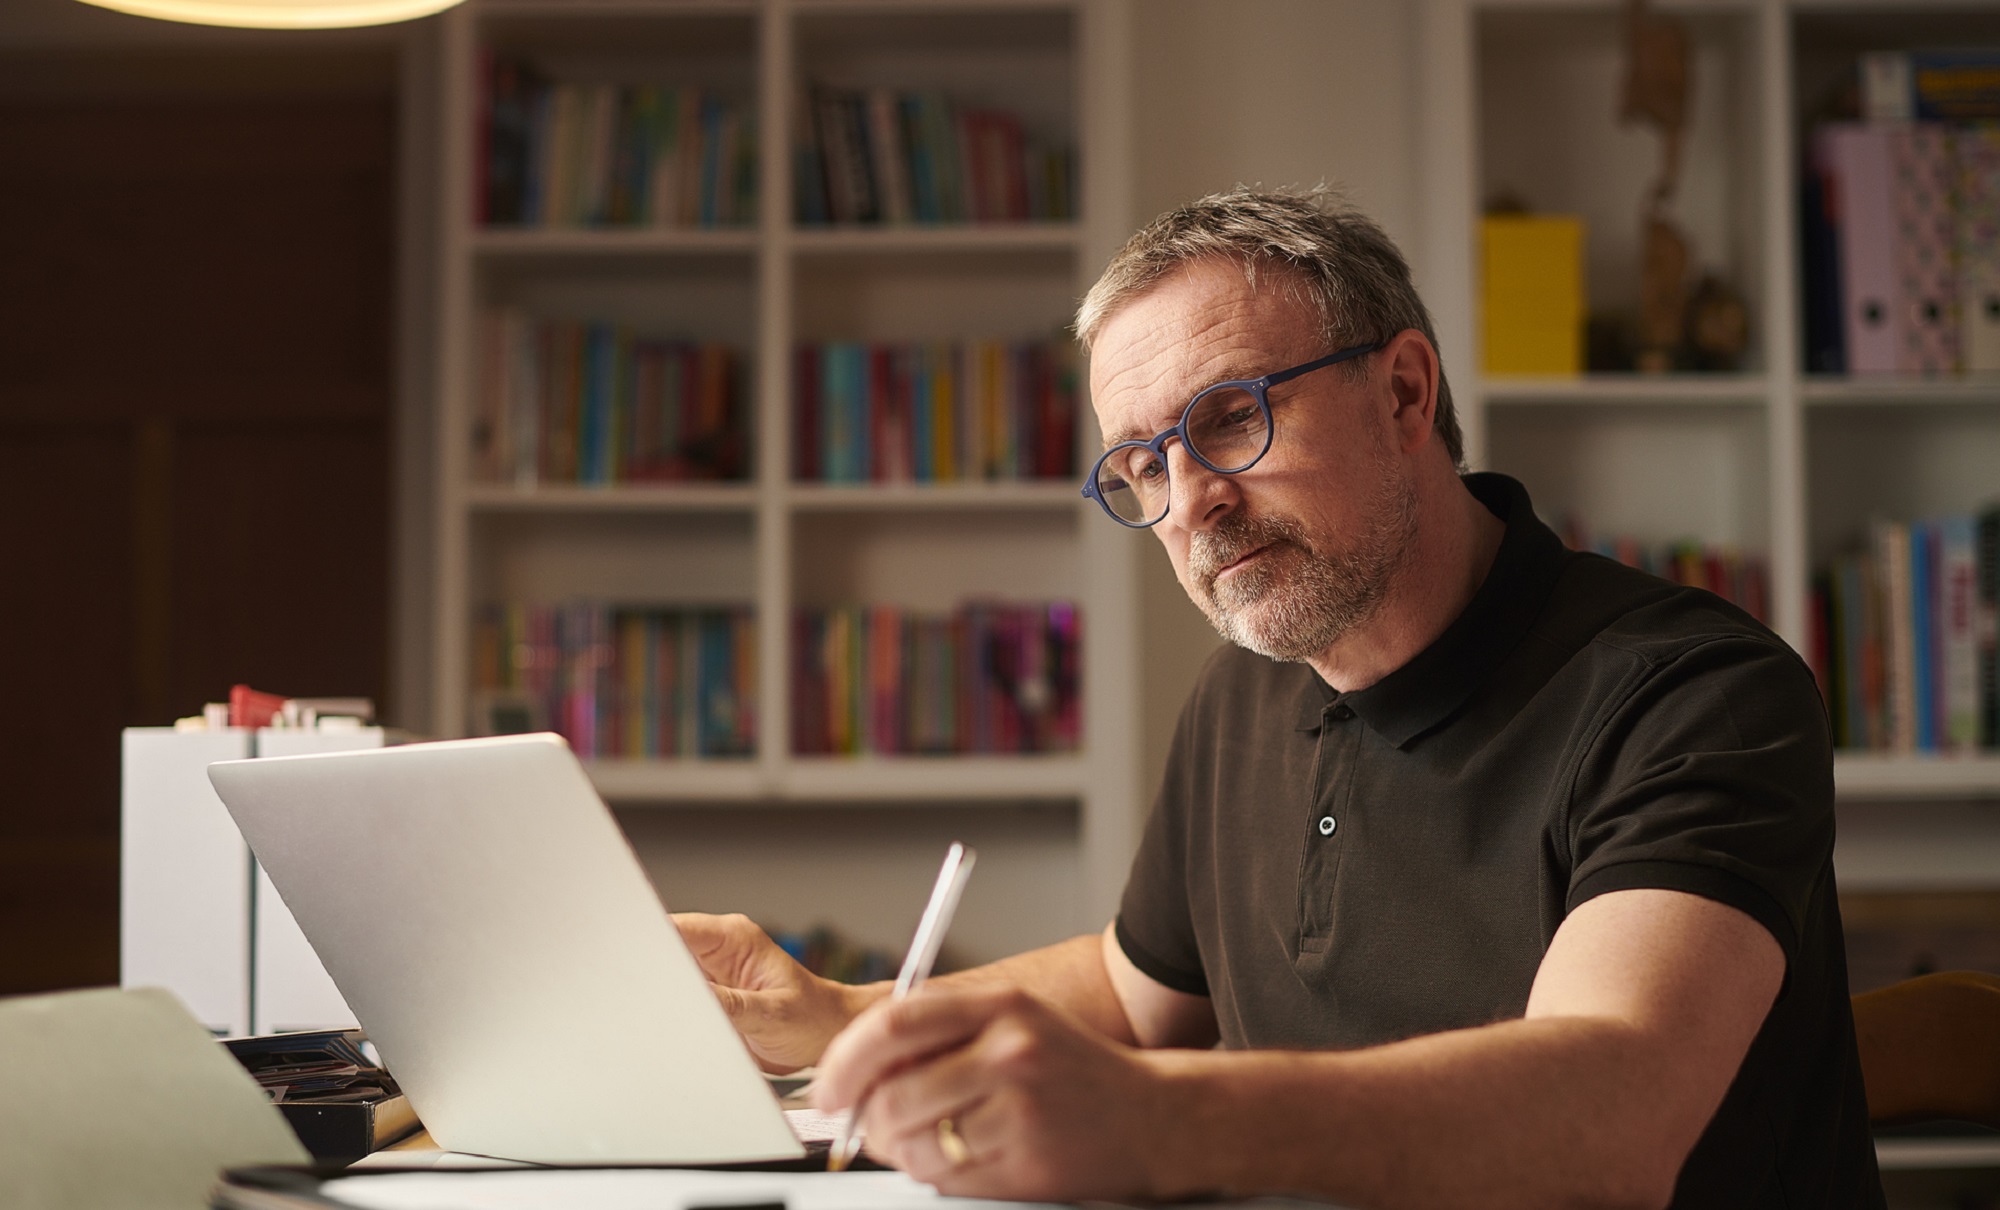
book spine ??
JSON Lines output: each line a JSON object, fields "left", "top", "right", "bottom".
{"left": 1912, "top": 520, "right": 1936, "bottom": 751}
{"left": 1876, "top": 520, "right": 1917, "bottom": 753}
{"left": 1939, "top": 514, "right": 1980, "bottom": 752}
{"left": 1981, "top": 506, "right": 2000, "bottom": 748}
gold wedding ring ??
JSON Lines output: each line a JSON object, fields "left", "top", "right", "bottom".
{"left": 936, "top": 1116, "right": 972, "bottom": 1166}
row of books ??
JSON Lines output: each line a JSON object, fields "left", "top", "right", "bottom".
{"left": 473, "top": 312, "right": 748, "bottom": 485}
{"left": 472, "top": 603, "right": 757, "bottom": 759}
{"left": 1802, "top": 120, "right": 2000, "bottom": 375}
{"left": 795, "top": 340, "right": 1078, "bottom": 484}
{"left": 796, "top": 84, "right": 1075, "bottom": 226}
{"left": 1809, "top": 510, "right": 2000, "bottom": 754}
{"left": 1559, "top": 523, "right": 1771, "bottom": 622}
{"left": 792, "top": 602, "right": 1081, "bottom": 756}
{"left": 480, "top": 57, "right": 757, "bottom": 228}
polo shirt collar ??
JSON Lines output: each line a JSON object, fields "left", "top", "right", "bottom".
{"left": 1291, "top": 472, "right": 1568, "bottom": 746}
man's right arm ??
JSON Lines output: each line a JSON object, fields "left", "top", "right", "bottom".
{"left": 673, "top": 914, "right": 1216, "bottom": 1068}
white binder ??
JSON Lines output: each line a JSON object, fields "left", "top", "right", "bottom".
{"left": 119, "top": 727, "right": 255, "bottom": 1036}
{"left": 120, "top": 723, "right": 387, "bottom": 1036}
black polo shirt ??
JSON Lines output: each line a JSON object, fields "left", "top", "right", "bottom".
{"left": 1116, "top": 472, "right": 1881, "bottom": 1207}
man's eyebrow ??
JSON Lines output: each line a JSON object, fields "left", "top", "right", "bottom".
{"left": 1099, "top": 359, "right": 1271, "bottom": 450}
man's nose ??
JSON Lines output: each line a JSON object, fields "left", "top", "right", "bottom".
{"left": 1164, "top": 440, "right": 1236, "bottom": 531}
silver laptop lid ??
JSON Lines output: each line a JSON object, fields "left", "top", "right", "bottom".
{"left": 209, "top": 733, "right": 801, "bottom": 1165}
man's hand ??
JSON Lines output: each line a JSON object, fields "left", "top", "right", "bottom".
{"left": 672, "top": 912, "right": 879, "bottom": 1073}
{"left": 811, "top": 984, "right": 1181, "bottom": 1201}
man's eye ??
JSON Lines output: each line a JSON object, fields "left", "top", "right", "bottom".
{"left": 1136, "top": 457, "right": 1164, "bottom": 480}
{"left": 1220, "top": 406, "right": 1258, "bottom": 428}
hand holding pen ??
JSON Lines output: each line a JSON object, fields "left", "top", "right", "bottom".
{"left": 825, "top": 841, "right": 977, "bottom": 1172}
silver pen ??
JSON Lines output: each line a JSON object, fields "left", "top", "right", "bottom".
{"left": 826, "top": 841, "right": 977, "bottom": 1172}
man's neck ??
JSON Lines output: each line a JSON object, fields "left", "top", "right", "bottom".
{"left": 1307, "top": 476, "right": 1506, "bottom": 694}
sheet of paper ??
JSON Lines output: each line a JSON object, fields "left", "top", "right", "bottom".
{"left": 783, "top": 1107, "right": 846, "bottom": 1143}
{"left": 318, "top": 1168, "right": 1053, "bottom": 1210}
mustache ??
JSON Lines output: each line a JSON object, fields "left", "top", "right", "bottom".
{"left": 1188, "top": 513, "right": 1306, "bottom": 584}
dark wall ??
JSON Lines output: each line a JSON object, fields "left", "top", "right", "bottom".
{"left": 0, "top": 82, "right": 395, "bottom": 994}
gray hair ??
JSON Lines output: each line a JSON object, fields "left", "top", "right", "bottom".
{"left": 1074, "top": 185, "right": 1463, "bottom": 469}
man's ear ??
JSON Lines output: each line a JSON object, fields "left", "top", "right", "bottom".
{"left": 1382, "top": 329, "right": 1439, "bottom": 454}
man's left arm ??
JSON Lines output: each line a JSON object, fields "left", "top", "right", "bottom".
{"left": 815, "top": 884, "right": 1780, "bottom": 1210}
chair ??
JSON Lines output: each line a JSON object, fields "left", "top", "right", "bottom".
{"left": 1851, "top": 970, "right": 2000, "bottom": 1128}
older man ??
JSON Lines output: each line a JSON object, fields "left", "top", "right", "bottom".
{"left": 678, "top": 189, "right": 1880, "bottom": 1209}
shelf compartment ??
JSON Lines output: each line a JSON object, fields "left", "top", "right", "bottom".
{"left": 1835, "top": 754, "right": 2000, "bottom": 803}
{"left": 477, "top": 8, "right": 757, "bottom": 78}
{"left": 470, "top": 509, "right": 756, "bottom": 606}
{"left": 587, "top": 753, "right": 1086, "bottom": 803}
{"left": 1805, "top": 404, "right": 2000, "bottom": 567}
{"left": 465, "top": 484, "right": 759, "bottom": 513}
{"left": 1836, "top": 799, "right": 2000, "bottom": 892}
{"left": 1477, "top": 5, "right": 1767, "bottom": 374}
{"left": 472, "top": 228, "right": 760, "bottom": 258}
{"left": 793, "top": 244, "right": 1078, "bottom": 348}
{"left": 787, "top": 482, "right": 1078, "bottom": 511}
{"left": 792, "top": 506, "right": 1077, "bottom": 611}
{"left": 476, "top": 256, "right": 755, "bottom": 349}
{"left": 1802, "top": 375, "right": 2000, "bottom": 407}
{"left": 1480, "top": 374, "right": 1770, "bottom": 406}
{"left": 1874, "top": 1136, "right": 2000, "bottom": 1172}
{"left": 477, "top": 1, "right": 757, "bottom": 19}
{"left": 791, "top": 224, "right": 1082, "bottom": 255}
{"left": 1485, "top": 401, "right": 1771, "bottom": 554}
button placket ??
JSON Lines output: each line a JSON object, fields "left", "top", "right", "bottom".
{"left": 1297, "top": 703, "right": 1358, "bottom": 953}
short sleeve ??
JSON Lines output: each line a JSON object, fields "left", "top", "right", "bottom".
{"left": 1114, "top": 681, "right": 1212, "bottom": 998}
{"left": 1564, "top": 635, "right": 1835, "bottom": 974}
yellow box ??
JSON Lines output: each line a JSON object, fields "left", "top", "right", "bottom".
{"left": 1481, "top": 215, "right": 1586, "bottom": 376}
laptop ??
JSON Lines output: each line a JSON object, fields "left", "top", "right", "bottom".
{"left": 208, "top": 733, "right": 805, "bottom": 1166}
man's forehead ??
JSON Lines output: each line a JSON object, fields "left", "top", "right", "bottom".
{"left": 1088, "top": 262, "right": 1319, "bottom": 403}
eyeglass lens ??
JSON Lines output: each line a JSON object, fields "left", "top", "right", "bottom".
{"left": 1092, "top": 385, "right": 1269, "bottom": 524}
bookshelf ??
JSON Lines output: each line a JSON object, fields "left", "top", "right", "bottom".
{"left": 1419, "top": 0, "right": 2000, "bottom": 898}
{"left": 425, "top": 0, "right": 1142, "bottom": 964}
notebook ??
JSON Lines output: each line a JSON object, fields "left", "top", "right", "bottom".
{"left": 208, "top": 732, "right": 804, "bottom": 1166}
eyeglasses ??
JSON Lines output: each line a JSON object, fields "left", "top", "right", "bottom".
{"left": 1080, "top": 342, "right": 1382, "bottom": 527}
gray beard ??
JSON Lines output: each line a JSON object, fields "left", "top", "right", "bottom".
{"left": 1186, "top": 467, "right": 1418, "bottom": 663}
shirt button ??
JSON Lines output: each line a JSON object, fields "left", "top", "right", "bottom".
{"left": 1330, "top": 704, "right": 1354, "bottom": 722}
{"left": 1318, "top": 815, "right": 1337, "bottom": 836}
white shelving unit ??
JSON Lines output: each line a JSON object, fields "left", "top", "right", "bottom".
{"left": 1421, "top": 0, "right": 2000, "bottom": 891}
{"left": 423, "top": 0, "right": 1142, "bottom": 964}
{"left": 1422, "top": 10, "right": 2000, "bottom": 1191}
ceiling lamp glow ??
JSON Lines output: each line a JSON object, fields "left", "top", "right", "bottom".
{"left": 74, "top": 0, "right": 462, "bottom": 29}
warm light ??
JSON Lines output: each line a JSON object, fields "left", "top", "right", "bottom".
{"left": 74, "top": 0, "right": 463, "bottom": 29}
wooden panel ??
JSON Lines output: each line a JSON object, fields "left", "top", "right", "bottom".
{"left": 0, "top": 424, "right": 134, "bottom": 990}
{"left": 0, "top": 99, "right": 392, "bottom": 409}
{"left": 168, "top": 419, "right": 391, "bottom": 720}
{"left": 0, "top": 87, "right": 393, "bottom": 995}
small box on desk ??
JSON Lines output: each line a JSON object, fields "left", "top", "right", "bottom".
{"left": 224, "top": 1028, "right": 419, "bottom": 1162}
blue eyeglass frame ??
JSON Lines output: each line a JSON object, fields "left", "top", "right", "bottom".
{"left": 1080, "top": 340, "right": 1383, "bottom": 528}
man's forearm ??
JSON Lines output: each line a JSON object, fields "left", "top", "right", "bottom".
{"left": 1149, "top": 1016, "right": 1697, "bottom": 1210}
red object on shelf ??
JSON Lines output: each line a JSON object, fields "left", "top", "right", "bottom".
{"left": 229, "top": 684, "right": 288, "bottom": 730}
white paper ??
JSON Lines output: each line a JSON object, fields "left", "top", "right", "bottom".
{"left": 783, "top": 1107, "right": 846, "bottom": 1143}
{"left": 317, "top": 1168, "right": 1048, "bottom": 1210}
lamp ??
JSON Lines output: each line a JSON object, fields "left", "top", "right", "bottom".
{"left": 73, "top": 0, "right": 462, "bottom": 29}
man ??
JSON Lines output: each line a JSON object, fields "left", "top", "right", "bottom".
{"left": 678, "top": 188, "right": 1881, "bottom": 1208}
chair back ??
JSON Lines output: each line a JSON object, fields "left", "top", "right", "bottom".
{"left": 1851, "top": 969, "right": 2000, "bottom": 1128}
